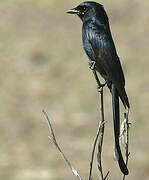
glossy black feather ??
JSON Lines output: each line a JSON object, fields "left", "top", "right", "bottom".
{"left": 67, "top": 1, "right": 130, "bottom": 175}
{"left": 82, "top": 13, "right": 129, "bottom": 108}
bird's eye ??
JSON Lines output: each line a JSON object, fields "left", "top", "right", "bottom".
{"left": 82, "top": 6, "right": 87, "bottom": 11}
{"left": 79, "top": 5, "right": 88, "bottom": 15}
{"left": 78, "top": 5, "right": 87, "bottom": 12}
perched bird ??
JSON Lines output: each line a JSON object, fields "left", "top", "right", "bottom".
{"left": 67, "top": 1, "right": 130, "bottom": 175}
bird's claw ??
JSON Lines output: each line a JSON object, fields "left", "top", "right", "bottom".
{"left": 97, "top": 82, "right": 106, "bottom": 92}
{"left": 88, "top": 61, "right": 96, "bottom": 70}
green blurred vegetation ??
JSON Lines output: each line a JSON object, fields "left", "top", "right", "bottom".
{"left": 0, "top": 0, "right": 149, "bottom": 179}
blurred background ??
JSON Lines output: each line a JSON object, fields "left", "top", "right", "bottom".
{"left": 0, "top": 0, "right": 149, "bottom": 179}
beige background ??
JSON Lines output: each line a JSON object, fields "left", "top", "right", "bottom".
{"left": 0, "top": 0, "right": 149, "bottom": 179}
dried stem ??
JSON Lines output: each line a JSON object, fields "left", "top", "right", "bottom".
{"left": 88, "top": 120, "right": 104, "bottom": 180}
{"left": 121, "top": 110, "right": 130, "bottom": 180}
{"left": 42, "top": 67, "right": 130, "bottom": 180}
{"left": 42, "top": 109, "right": 82, "bottom": 180}
{"left": 97, "top": 83, "right": 105, "bottom": 179}
{"left": 88, "top": 69, "right": 109, "bottom": 180}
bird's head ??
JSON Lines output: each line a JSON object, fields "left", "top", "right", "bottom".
{"left": 67, "top": 1, "right": 108, "bottom": 23}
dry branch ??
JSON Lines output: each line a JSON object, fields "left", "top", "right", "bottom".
{"left": 42, "top": 109, "right": 82, "bottom": 180}
{"left": 42, "top": 69, "right": 130, "bottom": 180}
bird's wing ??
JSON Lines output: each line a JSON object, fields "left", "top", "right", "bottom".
{"left": 87, "top": 23, "right": 125, "bottom": 87}
{"left": 87, "top": 23, "right": 129, "bottom": 108}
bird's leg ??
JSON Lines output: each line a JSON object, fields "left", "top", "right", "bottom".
{"left": 88, "top": 61, "right": 107, "bottom": 92}
{"left": 88, "top": 61, "right": 96, "bottom": 70}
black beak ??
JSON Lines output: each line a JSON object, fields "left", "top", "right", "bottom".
{"left": 67, "top": 8, "right": 80, "bottom": 14}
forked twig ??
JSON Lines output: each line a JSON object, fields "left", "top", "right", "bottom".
{"left": 88, "top": 120, "right": 104, "bottom": 180}
{"left": 88, "top": 69, "right": 109, "bottom": 180}
{"left": 97, "top": 83, "right": 105, "bottom": 179}
{"left": 42, "top": 109, "right": 82, "bottom": 180}
{"left": 42, "top": 67, "right": 130, "bottom": 180}
{"left": 97, "top": 85, "right": 110, "bottom": 180}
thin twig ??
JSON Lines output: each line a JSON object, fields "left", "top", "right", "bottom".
{"left": 88, "top": 69, "right": 109, "bottom": 180}
{"left": 96, "top": 72, "right": 109, "bottom": 180}
{"left": 88, "top": 120, "right": 104, "bottom": 180}
{"left": 121, "top": 110, "right": 130, "bottom": 180}
{"left": 42, "top": 109, "right": 82, "bottom": 180}
{"left": 97, "top": 85, "right": 106, "bottom": 180}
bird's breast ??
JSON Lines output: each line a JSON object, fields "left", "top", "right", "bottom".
{"left": 82, "top": 28, "right": 97, "bottom": 61}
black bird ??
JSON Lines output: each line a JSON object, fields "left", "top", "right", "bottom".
{"left": 67, "top": 1, "right": 130, "bottom": 175}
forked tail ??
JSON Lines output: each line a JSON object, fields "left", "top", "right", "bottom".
{"left": 111, "top": 84, "right": 129, "bottom": 175}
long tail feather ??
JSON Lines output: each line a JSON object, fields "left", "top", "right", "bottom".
{"left": 111, "top": 84, "right": 129, "bottom": 175}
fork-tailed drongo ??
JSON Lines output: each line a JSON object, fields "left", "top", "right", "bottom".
{"left": 67, "top": 1, "right": 130, "bottom": 175}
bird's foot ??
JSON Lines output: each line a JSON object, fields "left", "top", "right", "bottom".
{"left": 88, "top": 61, "right": 96, "bottom": 70}
{"left": 97, "top": 82, "right": 106, "bottom": 92}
